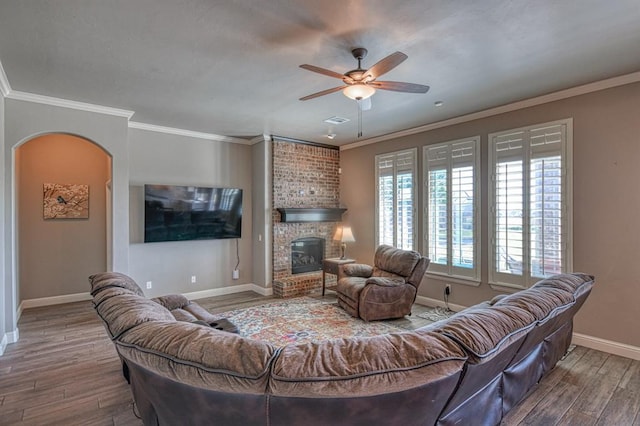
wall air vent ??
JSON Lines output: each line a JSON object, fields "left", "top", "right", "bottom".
{"left": 324, "top": 116, "right": 350, "bottom": 125}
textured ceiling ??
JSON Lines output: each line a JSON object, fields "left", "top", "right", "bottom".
{"left": 1, "top": 0, "right": 639, "bottom": 146}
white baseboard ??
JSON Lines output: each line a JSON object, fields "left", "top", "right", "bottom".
{"left": 0, "top": 333, "right": 6, "bottom": 356}
{"left": 1, "top": 329, "right": 20, "bottom": 356}
{"left": 7, "top": 328, "right": 19, "bottom": 344}
{"left": 415, "top": 295, "right": 467, "bottom": 313}
{"left": 572, "top": 332, "right": 640, "bottom": 361}
{"left": 18, "top": 292, "right": 93, "bottom": 320}
{"left": 184, "top": 283, "right": 273, "bottom": 300}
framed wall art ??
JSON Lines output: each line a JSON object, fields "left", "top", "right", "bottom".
{"left": 43, "top": 183, "right": 89, "bottom": 219}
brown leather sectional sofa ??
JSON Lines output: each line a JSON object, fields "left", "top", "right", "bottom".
{"left": 89, "top": 271, "right": 594, "bottom": 426}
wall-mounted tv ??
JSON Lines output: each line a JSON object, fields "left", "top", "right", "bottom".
{"left": 144, "top": 184, "right": 242, "bottom": 243}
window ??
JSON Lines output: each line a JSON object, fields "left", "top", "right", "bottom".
{"left": 375, "top": 148, "right": 416, "bottom": 250}
{"left": 489, "top": 119, "right": 572, "bottom": 289}
{"left": 424, "top": 137, "right": 480, "bottom": 281}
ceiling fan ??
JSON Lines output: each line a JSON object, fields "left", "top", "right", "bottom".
{"left": 299, "top": 48, "right": 430, "bottom": 107}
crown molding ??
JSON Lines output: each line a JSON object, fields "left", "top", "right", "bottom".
{"left": 251, "top": 135, "right": 269, "bottom": 144}
{"left": 341, "top": 70, "right": 640, "bottom": 151}
{"left": 0, "top": 60, "right": 11, "bottom": 97}
{"left": 6, "top": 90, "right": 135, "bottom": 118}
{"left": 128, "top": 121, "right": 252, "bottom": 145}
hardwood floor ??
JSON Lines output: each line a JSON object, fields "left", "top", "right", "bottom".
{"left": 1, "top": 291, "right": 638, "bottom": 425}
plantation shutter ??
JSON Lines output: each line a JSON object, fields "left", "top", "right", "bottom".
{"left": 376, "top": 149, "right": 416, "bottom": 250}
{"left": 490, "top": 120, "right": 570, "bottom": 288}
{"left": 529, "top": 124, "right": 565, "bottom": 278}
{"left": 493, "top": 131, "right": 525, "bottom": 285}
{"left": 424, "top": 138, "right": 479, "bottom": 280}
{"left": 426, "top": 145, "right": 448, "bottom": 266}
{"left": 377, "top": 155, "right": 395, "bottom": 247}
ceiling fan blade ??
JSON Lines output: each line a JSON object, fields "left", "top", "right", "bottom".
{"left": 299, "top": 64, "right": 345, "bottom": 80}
{"left": 357, "top": 97, "right": 372, "bottom": 111}
{"left": 364, "top": 52, "right": 408, "bottom": 80}
{"left": 299, "top": 86, "right": 346, "bottom": 101}
{"left": 370, "top": 81, "right": 430, "bottom": 93}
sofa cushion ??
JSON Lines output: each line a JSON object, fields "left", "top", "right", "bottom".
{"left": 433, "top": 305, "right": 537, "bottom": 361}
{"left": 95, "top": 294, "right": 175, "bottom": 339}
{"left": 92, "top": 286, "right": 139, "bottom": 308}
{"left": 116, "top": 321, "right": 277, "bottom": 394}
{"left": 373, "top": 245, "right": 421, "bottom": 278}
{"left": 89, "top": 272, "right": 145, "bottom": 297}
{"left": 493, "top": 287, "right": 574, "bottom": 321}
{"left": 336, "top": 277, "right": 367, "bottom": 302}
{"left": 269, "top": 331, "right": 467, "bottom": 397}
{"left": 532, "top": 273, "right": 594, "bottom": 295}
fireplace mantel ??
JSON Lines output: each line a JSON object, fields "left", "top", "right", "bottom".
{"left": 277, "top": 208, "right": 346, "bottom": 223}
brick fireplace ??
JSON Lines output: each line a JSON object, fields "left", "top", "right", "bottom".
{"left": 272, "top": 140, "right": 342, "bottom": 297}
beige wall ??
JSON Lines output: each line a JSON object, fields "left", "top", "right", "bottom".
{"left": 128, "top": 128, "right": 253, "bottom": 297}
{"left": 17, "top": 134, "right": 109, "bottom": 300}
{"left": 340, "top": 82, "right": 640, "bottom": 347}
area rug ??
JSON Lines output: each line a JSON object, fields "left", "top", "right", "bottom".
{"left": 417, "top": 306, "right": 456, "bottom": 322}
{"left": 209, "top": 297, "right": 404, "bottom": 347}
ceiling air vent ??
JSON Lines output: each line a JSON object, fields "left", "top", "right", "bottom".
{"left": 324, "top": 116, "right": 350, "bottom": 125}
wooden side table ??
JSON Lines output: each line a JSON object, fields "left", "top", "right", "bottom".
{"left": 322, "top": 258, "right": 355, "bottom": 296}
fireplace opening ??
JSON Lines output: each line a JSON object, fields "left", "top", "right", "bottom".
{"left": 291, "top": 237, "right": 324, "bottom": 274}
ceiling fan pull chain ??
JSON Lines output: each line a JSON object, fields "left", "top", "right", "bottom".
{"left": 357, "top": 100, "right": 363, "bottom": 138}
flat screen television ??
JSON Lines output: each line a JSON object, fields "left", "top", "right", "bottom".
{"left": 144, "top": 184, "right": 242, "bottom": 243}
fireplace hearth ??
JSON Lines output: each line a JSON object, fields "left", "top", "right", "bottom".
{"left": 291, "top": 237, "right": 324, "bottom": 274}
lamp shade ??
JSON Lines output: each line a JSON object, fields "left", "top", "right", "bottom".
{"left": 342, "top": 84, "right": 375, "bottom": 100}
{"left": 333, "top": 226, "right": 355, "bottom": 243}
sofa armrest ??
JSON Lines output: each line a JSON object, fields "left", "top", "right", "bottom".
{"left": 151, "top": 294, "right": 190, "bottom": 310}
{"left": 359, "top": 279, "right": 416, "bottom": 322}
{"left": 343, "top": 263, "right": 374, "bottom": 278}
{"left": 153, "top": 295, "right": 219, "bottom": 324}
{"left": 365, "top": 277, "right": 406, "bottom": 287}
{"left": 182, "top": 301, "right": 219, "bottom": 324}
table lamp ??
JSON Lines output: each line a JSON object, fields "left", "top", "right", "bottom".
{"left": 333, "top": 226, "right": 355, "bottom": 259}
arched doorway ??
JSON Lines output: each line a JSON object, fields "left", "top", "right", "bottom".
{"left": 16, "top": 134, "right": 111, "bottom": 302}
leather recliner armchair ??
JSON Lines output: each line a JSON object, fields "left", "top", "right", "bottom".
{"left": 336, "top": 245, "right": 430, "bottom": 321}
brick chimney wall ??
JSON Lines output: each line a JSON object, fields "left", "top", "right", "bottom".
{"left": 272, "top": 141, "right": 342, "bottom": 297}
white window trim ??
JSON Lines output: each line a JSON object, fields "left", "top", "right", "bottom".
{"left": 423, "top": 136, "right": 481, "bottom": 285}
{"left": 488, "top": 118, "right": 573, "bottom": 290}
{"left": 374, "top": 148, "right": 417, "bottom": 250}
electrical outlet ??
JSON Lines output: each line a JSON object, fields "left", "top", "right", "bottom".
{"left": 232, "top": 269, "right": 239, "bottom": 280}
{"left": 191, "top": 275, "right": 196, "bottom": 284}
{"left": 146, "top": 281, "right": 152, "bottom": 289}
{"left": 445, "top": 284, "right": 452, "bottom": 296}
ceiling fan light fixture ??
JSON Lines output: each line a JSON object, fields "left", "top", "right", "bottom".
{"left": 343, "top": 84, "right": 375, "bottom": 100}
